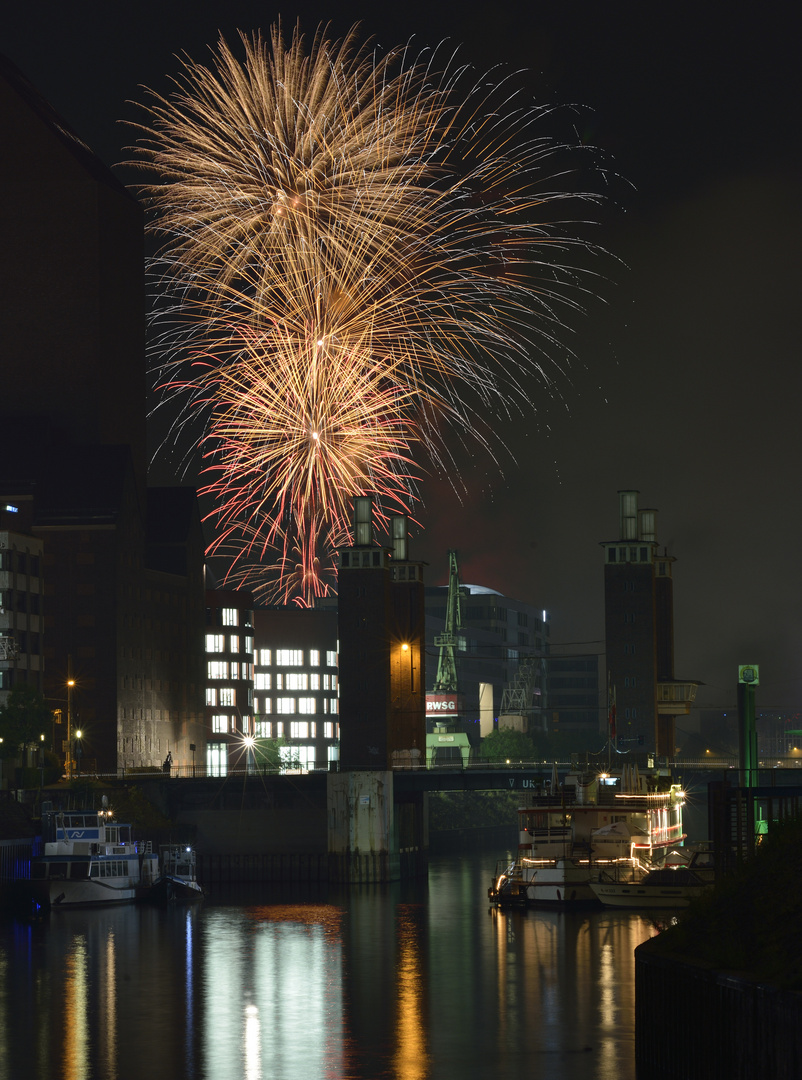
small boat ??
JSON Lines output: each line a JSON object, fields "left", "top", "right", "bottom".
{"left": 590, "top": 862, "right": 711, "bottom": 908}
{"left": 29, "top": 802, "right": 158, "bottom": 910}
{"left": 150, "top": 845, "right": 204, "bottom": 903}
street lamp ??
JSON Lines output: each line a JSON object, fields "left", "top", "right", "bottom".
{"left": 75, "top": 729, "right": 83, "bottom": 778}
{"left": 66, "top": 676, "right": 75, "bottom": 780}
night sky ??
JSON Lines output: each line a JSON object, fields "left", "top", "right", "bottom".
{"left": 5, "top": 3, "right": 801, "bottom": 718}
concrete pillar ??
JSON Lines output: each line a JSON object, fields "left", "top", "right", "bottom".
{"left": 327, "top": 770, "right": 398, "bottom": 883}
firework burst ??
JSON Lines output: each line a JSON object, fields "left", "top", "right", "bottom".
{"left": 131, "top": 22, "right": 602, "bottom": 603}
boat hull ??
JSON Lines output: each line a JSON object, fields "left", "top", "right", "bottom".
{"left": 489, "top": 858, "right": 600, "bottom": 908}
{"left": 150, "top": 874, "right": 204, "bottom": 904}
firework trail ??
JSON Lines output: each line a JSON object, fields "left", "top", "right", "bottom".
{"left": 131, "top": 22, "right": 601, "bottom": 603}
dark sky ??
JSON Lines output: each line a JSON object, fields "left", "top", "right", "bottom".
{"left": 5, "top": 3, "right": 802, "bottom": 717}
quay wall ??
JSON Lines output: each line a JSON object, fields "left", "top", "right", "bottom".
{"left": 635, "top": 941, "right": 802, "bottom": 1080}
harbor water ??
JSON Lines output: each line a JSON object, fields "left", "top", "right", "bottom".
{"left": 0, "top": 847, "right": 671, "bottom": 1080}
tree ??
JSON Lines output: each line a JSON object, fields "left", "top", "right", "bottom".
{"left": 252, "top": 735, "right": 300, "bottom": 771}
{"left": 479, "top": 727, "right": 543, "bottom": 764}
{"left": 0, "top": 684, "right": 52, "bottom": 760}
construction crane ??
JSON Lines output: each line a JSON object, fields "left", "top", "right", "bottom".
{"left": 499, "top": 654, "right": 544, "bottom": 730}
{"left": 433, "top": 550, "right": 462, "bottom": 695}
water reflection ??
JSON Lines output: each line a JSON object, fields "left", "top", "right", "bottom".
{"left": 0, "top": 854, "right": 667, "bottom": 1080}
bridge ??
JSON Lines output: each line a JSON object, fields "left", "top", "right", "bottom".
{"left": 109, "top": 758, "right": 792, "bottom": 886}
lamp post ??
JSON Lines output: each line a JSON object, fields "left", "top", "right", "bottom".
{"left": 66, "top": 676, "right": 75, "bottom": 780}
{"left": 75, "top": 729, "right": 83, "bottom": 778}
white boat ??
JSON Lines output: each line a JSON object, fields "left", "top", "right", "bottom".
{"left": 488, "top": 766, "right": 687, "bottom": 908}
{"left": 591, "top": 849, "right": 714, "bottom": 908}
{"left": 150, "top": 845, "right": 204, "bottom": 904}
{"left": 29, "top": 803, "right": 158, "bottom": 910}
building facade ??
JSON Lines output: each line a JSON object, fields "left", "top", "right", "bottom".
{"left": 602, "top": 490, "right": 699, "bottom": 756}
{"left": 252, "top": 607, "right": 340, "bottom": 771}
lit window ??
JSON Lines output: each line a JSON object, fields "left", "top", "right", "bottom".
{"left": 259, "top": 649, "right": 272, "bottom": 666}
{"left": 290, "top": 721, "right": 309, "bottom": 739}
{"left": 255, "top": 720, "right": 271, "bottom": 738}
{"left": 205, "top": 634, "right": 225, "bottom": 653}
{"left": 276, "top": 698, "right": 296, "bottom": 714}
{"left": 309, "top": 649, "right": 320, "bottom": 666}
{"left": 219, "top": 688, "right": 235, "bottom": 707}
{"left": 222, "top": 608, "right": 238, "bottom": 626}
{"left": 326, "top": 650, "right": 337, "bottom": 667}
{"left": 230, "top": 662, "right": 239, "bottom": 680}
{"left": 329, "top": 698, "right": 338, "bottom": 714}
{"left": 207, "top": 742, "right": 227, "bottom": 777}
{"left": 285, "top": 673, "right": 308, "bottom": 690}
{"left": 323, "top": 674, "right": 330, "bottom": 690}
{"left": 310, "top": 673, "right": 320, "bottom": 690}
{"left": 212, "top": 714, "right": 229, "bottom": 733}
{"left": 275, "top": 722, "right": 283, "bottom": 738}
{"left": 245, "top": 636, "right": 254, "bottom": 654}
{"left": 276, "top": 649, "right": 303, "bottom": 666}
{"left": 207, "top": 661, "right": 228, "bottom": 680}
{"left": 275, "top": 673, "right": 283, "bottom": 690}
{"left": 327, "top": 745, "right": 339, "bottom": 764}
{"left": 324, "top": 722, "right": 334, "bottom": 739}
{"left": 298, "top": 697, "right": 316, "bottom": 714}
{"left": 254, "top": 673, "right": 271, "bottom": 690}
{"left": 229, "top": 635, "right": 239, "bottom": 653}
{"left": 206, "top": 688, "right": 217, "bottom": 706}
{"left": 261, "top": 698, "right": 272, "bottom": 714}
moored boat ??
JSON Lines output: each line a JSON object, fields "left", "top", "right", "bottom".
{"left": 488, "top": 765, "right": 687, "bottom": 908}
{"left": 590, "top": 848, "right": 714, "bottom": 908}
{"left": 29, "top": 801, "right": 158, "bottom": 911}
{"left": 150, "top": 844, "right": 204, "bottom": 904}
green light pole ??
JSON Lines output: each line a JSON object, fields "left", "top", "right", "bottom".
{"left": 737, "top": 665, "right": 759, "bottom": 789}
{"left": 738, "top": 665, "right": 759, "bottom": 857}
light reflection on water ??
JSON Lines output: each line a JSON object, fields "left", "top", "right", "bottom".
{"left": 0, "top": 851, "right": 668, "bottom": 1080}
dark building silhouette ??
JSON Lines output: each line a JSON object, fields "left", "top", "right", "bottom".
{"left": 337, "top": 498, "right": 426, "bottom": 769}
{"left": 602, "top": 490, "right": 699, "bottom": 756}
{"left": 0, "top": 57, "right": 206, "bottom": 776}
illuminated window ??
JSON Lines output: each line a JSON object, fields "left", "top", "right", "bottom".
{"left": 290, "top": 721, "right": 309, "bottom": 739}
{"left": 276, "top": 649, "right": 303, "bottom": 666}
{"left": 275, "top": 722, "right": 283, "bottom": 737}
{"left": 255, "top": 720, "right": 271, "bottom": 738}
{"left": 329, "top": 698, "right": 338, "bottom": 714}
{"left": 310, "top": 673, "right": 320, "bottom": 690}
{"left": 324, "top": 722, "right": 335, "bottom": 739}
{"left": 205, "top": 634, "right": 225, "bottom": 653}
{"left": 254, "top": 673, "right": 271, "bottom": 690}
{"left": 221, "top": 608, "right": 238, "bottom": 626}
{"left": 259, "top": 649, "right": 272, "bottom": 666}
{"left": 245, "top": 636, "right": 254, "bottom": 654}
{"left": 285, "top": 673, "right": 308, "bottom": 690}
{"left": 327, "top": 744, "right": 339, "bottom": 764}
{"left": 207, "top": 742, "right": 227, "bottom": 777}
{"left": 212, "top": 715, "right": 229, "bottom": 733}
{"left": 309, "top": 649, "right": 320, "bottom": 666}
{"left": 230, "top": 662, "right": 239, "bottom": 680}
{"left": 260, "top": 698, "right": 272, "bottom": 713}
{"left": 298, "top": 697, "right": 316, "bottom": 714}
{"left": 219, "top": 687, "right": 235, "bottom": 707}
{"left": 207, "top": 661, "right": 228, "bottom": 680}
{"left": 206, "top": 688, "right": 217, "bottom": 706}
{"left": 326, "top": 650, "right": 337, "bottom": 667}
{"left": 276, "top": 698, "right": 296, "bottom": 714}
{"left": 229, "top": 635, "right": 239, "bottom": 653}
